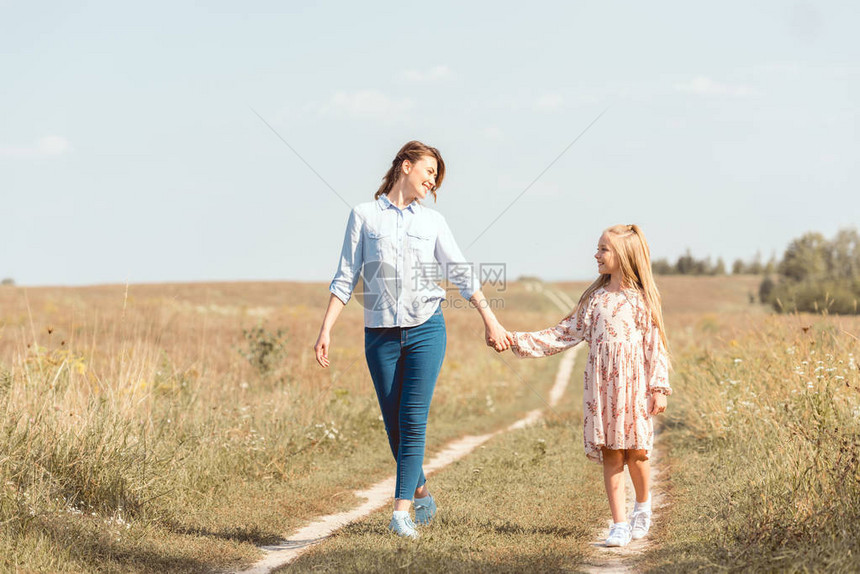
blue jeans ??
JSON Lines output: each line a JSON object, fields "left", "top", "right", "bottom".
{"left": 364, "top": 304, "right": 446, "bottom": 500}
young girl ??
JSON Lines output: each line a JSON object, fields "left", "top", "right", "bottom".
{"left": 507, "top": 224, "right": 671, "bottom": 547}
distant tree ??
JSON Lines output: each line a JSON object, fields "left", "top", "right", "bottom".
{"left": 0, "top": 278, "right": 14, "bottom": 286}
{"left": 764, "top": 253, "right": 778, "bottom": 275}
{"left": 732, "top": 259, "right": 746, "bottom": 274}
{"left": 676, "top": 250, "right": 695, "bottom": 275}
{"left": 769, "top": 228, "right": 860, "bottom": 315}
{"left": 714, "top": 257, "right": 727, "bottom": 276}
{"left": 830, "top": 228, "right": 860, "bottom": 280}
{"left": 747, "top": 251, "right": 764, "bottom": 275}
{"left": 652, "top": 258, "right": 674, "bottom": 275}
{"left": 759, "top": 276, "right": 775, "bottom": 304}
{"left": 778, "top": 232, "right": 829, "bottom": 282}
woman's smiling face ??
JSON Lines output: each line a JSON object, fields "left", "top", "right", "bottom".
{"left": 403, "top": 155, "right": 438, "bottom": 201}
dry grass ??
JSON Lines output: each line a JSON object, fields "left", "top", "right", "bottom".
{"left": 281, "top": 346, "right": 606, "bottom": 574}
{"left": 642, "top": 291, "right": 860, "bottom": 572}
{"left": 0, "top": 281, "right": 565, "bottom": 572}
{"left": 3, "top": 275, "right": 855, "bottom": 572}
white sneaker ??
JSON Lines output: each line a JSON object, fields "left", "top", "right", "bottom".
{"left": 388, "top": 514, "right": 419, "bottom": 539}
{"left": 629, "top": 509, "right": 651, "bottom": 540}
{"left": 605, "top": 522, "right": 632, "bottom": 547}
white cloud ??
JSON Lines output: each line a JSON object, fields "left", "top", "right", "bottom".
{"left": 309, "top": 90, "right": 414, "bottom": 120}
{"left": 534, "top": 93, "right": 564, "bottom": 111}
{"left": 401, "top": 65, "right": 451, "bottom": 83}
{"left": 673, "top": 76, "right": 759, "bottom": 97}
{"left": 0, "top": 135, "right": 72, "bottom": 158}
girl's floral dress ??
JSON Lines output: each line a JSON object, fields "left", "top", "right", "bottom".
{"left": 512, "top": 286, "right": 671, "bottom": 463}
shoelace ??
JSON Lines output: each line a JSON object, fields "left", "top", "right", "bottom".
{"left": 608, "top": 524, "right": 630, "bottom": 539}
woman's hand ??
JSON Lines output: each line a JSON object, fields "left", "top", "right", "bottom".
{"left": 468, "top": 290, "right": 510, "bottom": 352}
{"left": 315, "top": 294, "right": 346, "bottom": 368}
{"left": 314, "top": 330, "right": 331, "bottom": 368}
{"left": 649, "top": 392, "right": 667, "bottom": 415}
{"left": 485, "top": 320, "right": 510, "bottom": 352}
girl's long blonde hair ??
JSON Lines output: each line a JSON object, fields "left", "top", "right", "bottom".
{"left": 572, "top": 224, "right": 670, "bottom": 355}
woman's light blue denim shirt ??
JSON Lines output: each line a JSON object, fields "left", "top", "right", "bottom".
{"left": 329, "top": 194, "right": 481, "bottom": 328}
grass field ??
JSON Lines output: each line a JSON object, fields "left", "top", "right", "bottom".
{"left": 1, "top": 275, "right": 858, "bottom": 572}
{"left": 0, "top": 281, "right": 565, "bottom": 572}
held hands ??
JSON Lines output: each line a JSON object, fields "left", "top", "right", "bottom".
{"left": 649, "top": 392, "right": 668, "bottom": 416}
{"left": 485, "top": 320, "right": 514, "bottom": 353}
{"left": 314, "top": 330, "right": 331, "bottom": 368}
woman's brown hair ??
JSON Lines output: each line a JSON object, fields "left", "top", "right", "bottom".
{"left": 375, "top": 140, "right": 446, "bottom": 202}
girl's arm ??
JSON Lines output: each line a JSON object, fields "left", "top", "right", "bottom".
{"left": 314, "top": 294, "right": 346, "bottom": 368}
{"left": 509, "top": 313, "right": 587, "bottom": 358}
{"left": 644, "top": 319, "right": 671, "bottom": 411}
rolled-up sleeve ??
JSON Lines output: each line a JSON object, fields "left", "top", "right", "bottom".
{"left": 329, "top": 208, "right": 364, "bottom": 304}
{"left": 435, "top": 214, "right": 481, "bottom": 300}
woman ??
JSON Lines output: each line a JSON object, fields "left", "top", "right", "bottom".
{"left": 314, "top": 140, "right": 509, "bottom": 538}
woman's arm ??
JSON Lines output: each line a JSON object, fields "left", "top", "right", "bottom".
{"left": 470, "top": 290, "right": 511, "bottom": 352}
{"left": 433, "top": 214, "right": 510, "bottom": 351}
{"left": 317, "top": 209, "right": 363, "bottom": 368}
{"left": 314, "top": 293, "right": 347, "bottom": 368}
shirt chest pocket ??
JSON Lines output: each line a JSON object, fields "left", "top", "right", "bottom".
{"left": 365, "top": 228, "right": 392, "bottom": 261}
{"left": 407, "top": 228, "right": 435, "bottom": 262}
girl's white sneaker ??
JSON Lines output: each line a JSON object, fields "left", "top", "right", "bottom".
{"left": 605, "top": 522, "right": 632, "bottom": 547}
{"left": 629, "top": 509, "right": 651, "bottom": 540}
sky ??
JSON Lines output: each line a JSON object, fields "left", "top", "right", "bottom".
{"left": 2, "top": 1, "right": 859, "bottom": 286}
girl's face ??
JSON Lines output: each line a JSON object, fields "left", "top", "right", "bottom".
{"left": 402, "top": 155, "right": 438, "bottom": 201}
{"left": 595, "top": 232, "right": 620, "bottom": 275}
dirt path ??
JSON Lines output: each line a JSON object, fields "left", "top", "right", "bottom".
{"left": 581, "top": 444, "right": 665, "bottom": 573}
{"left": 235, "top": 289, "right": 578, "bottom": 574}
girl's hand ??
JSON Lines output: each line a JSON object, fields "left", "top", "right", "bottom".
{"left": 485, "top": 320, "right": 510, "bottom": 352}
{"left": 649, "top": 392, "right": 667, "bottom": 416}
{"left": 314, "top": 331, "right": 331, "bottom": 368}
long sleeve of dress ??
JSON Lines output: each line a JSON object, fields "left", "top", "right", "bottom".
{"left": 511, "top": 304, "right": 591, "bottom": 358}
{"left": 643, "top": 319, "right": 671, "bottom": 396}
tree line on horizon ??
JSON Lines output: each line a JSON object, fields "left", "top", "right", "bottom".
{"left": 652, "top": 228, "right": 859, "bottom": 315}
{"left": 652, "top": 251, "right": 776, "bottom": 276}
{"left": 759, "top": 227, "right": 860, "bottom": 315}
